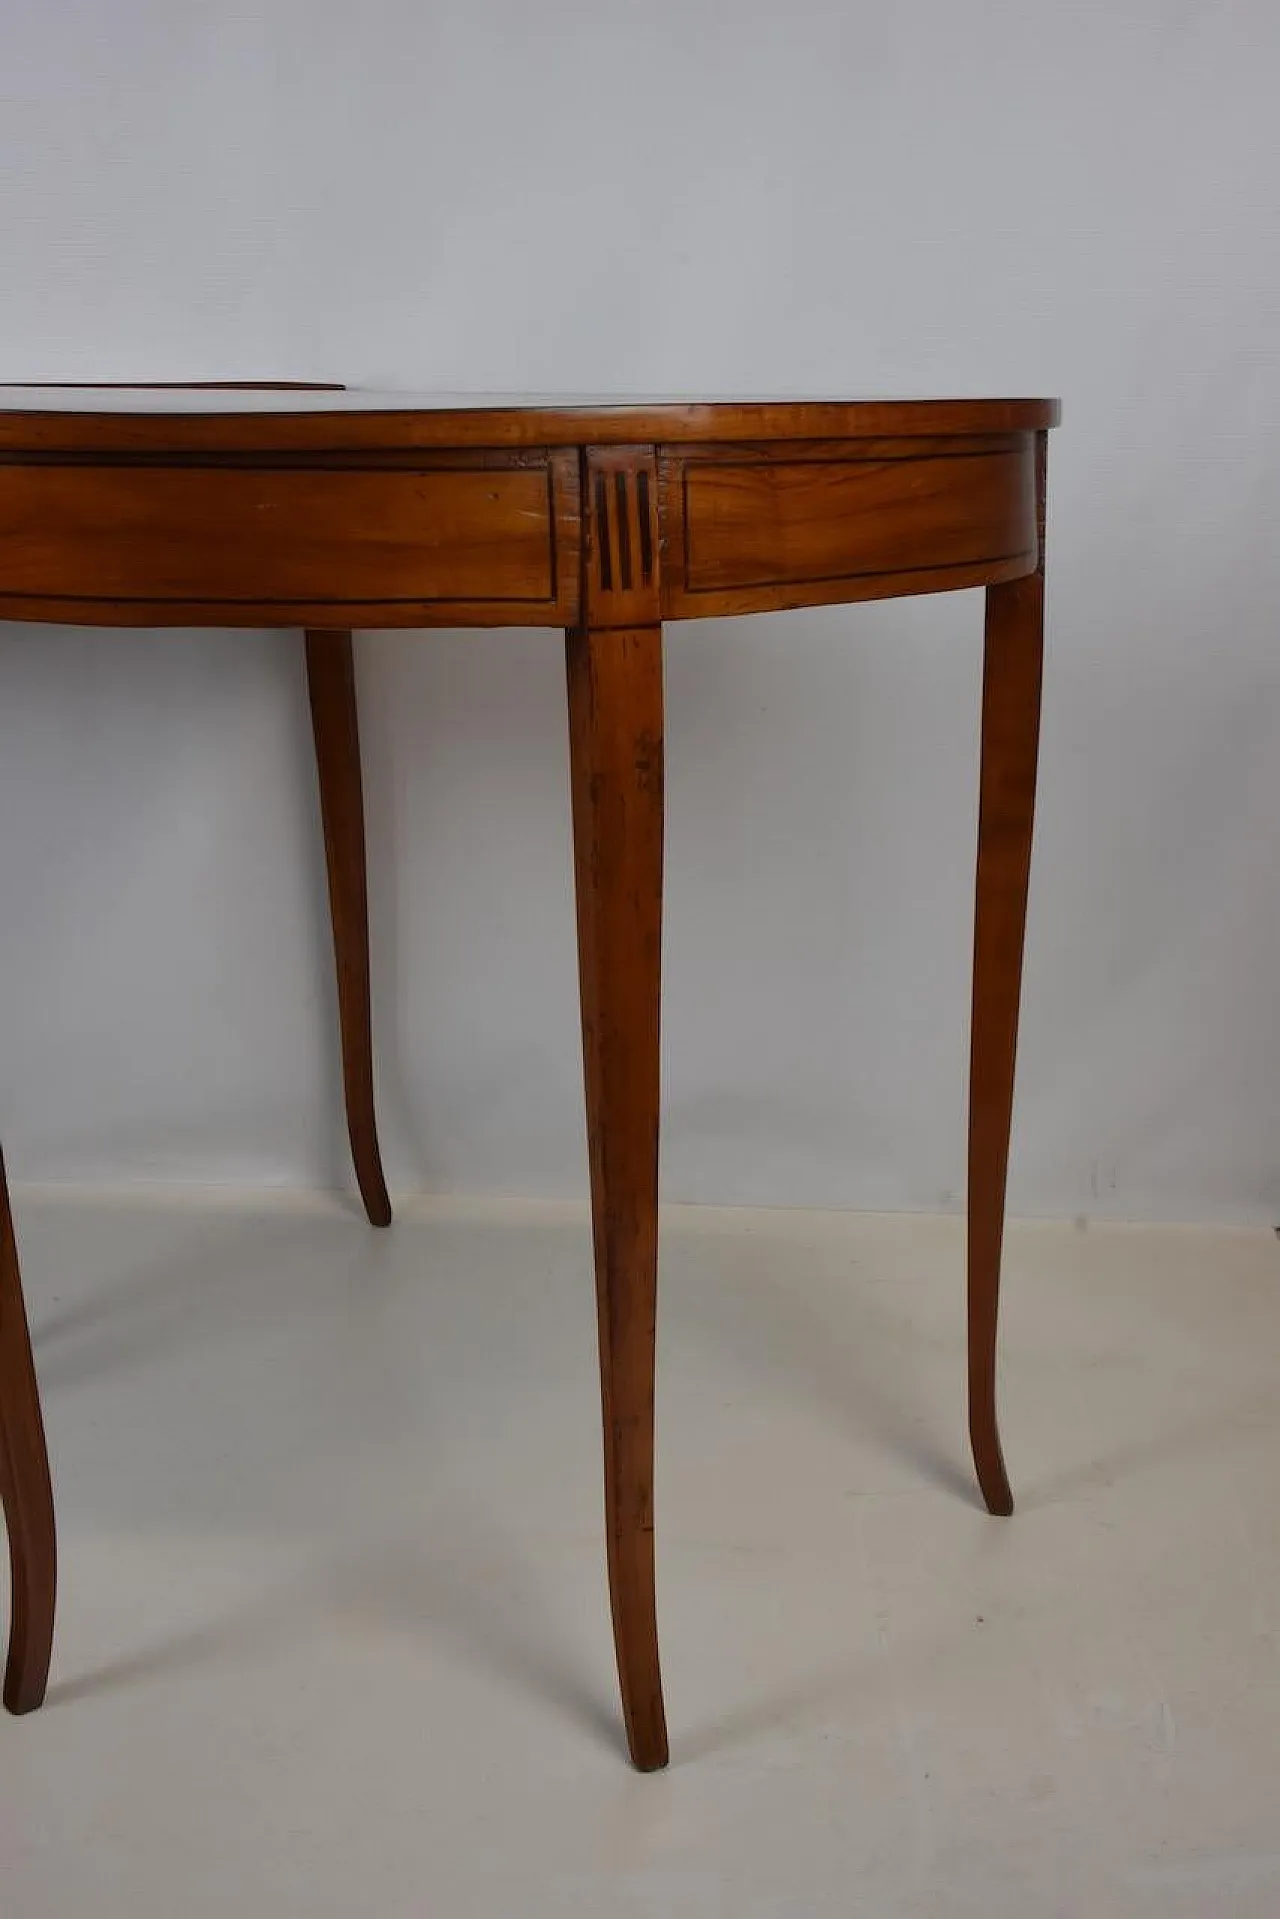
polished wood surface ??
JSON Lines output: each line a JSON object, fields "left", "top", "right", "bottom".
{"left": 567, "top": 621, "right": 666, "bottom": 1772}
{"left": 0, "top": 1148, "right": 56, "bottom": 1713}
{"left": 565, "top": 446, "right": 669, "bottom": 1770}
{"left": 0, "top": 458, "right": 553, "bottom": 598}
{"left": 305, "top": 629, "right": 392, "bottom": 1230}
{"left": 0, "top": 392, "right": 1058, "bottom": 447}
{"left": 669, "top": 439, "right": 1035, "bottom": 616}
{"left": 0, "top": 388, "right": 1059, "bottom": 1768}
{"left": 968, "top": 431, "right": 1048, "bottom": 1516}
{"left": 0, "top": 451, "right": 581, "bottom": 628}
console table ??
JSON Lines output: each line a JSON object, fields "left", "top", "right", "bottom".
{"left": 0, "top": 389, "right": 1058, "bottom": 1769}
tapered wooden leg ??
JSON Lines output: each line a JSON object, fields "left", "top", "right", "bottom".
{"left": 0, "top": 1147, "right": 56, "bottom": 1713}
{"left": 305, "top": 629, "right": 391, "bottom": 1228}
{"left": 968, "top": 435, "right": 1047, "bottom": 1517}
{"left": 566, "top": 621, "right": 668, "bottom": 1772}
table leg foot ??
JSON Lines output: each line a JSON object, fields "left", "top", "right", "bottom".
{"left": 305, "top": 629, "right": 392, "bottom": 1229}
{"left": 0, "top": 1147, "right": 56, "bottom": 1714}
{"left": 566, "top": 621, "right": 668, "bottom": 1772}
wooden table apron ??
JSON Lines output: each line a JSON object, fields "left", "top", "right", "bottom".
{"left": 0, "top": 394, "right": 1058, "bottom": 1770}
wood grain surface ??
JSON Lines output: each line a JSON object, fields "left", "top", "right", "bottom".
{"left": 0, "top": 394, "right": 1060, "bottom": 455}
{"left": 968, "top": 431, "right": 1048, "bottom": 1516}
{"left": 665, "top": 441, "right": 1035, "bottom": 616}
{"left": 0, "top": 1148, "right": 56, "bottom": 1714}
{"left": 0, "top": 457, "right": 576, "bottom": 626}
{"left": 566, "top": 447, "right": 669, "bottom": 1769}
{"left": 305, "top": 629, "right": 392, "bottom": 1229}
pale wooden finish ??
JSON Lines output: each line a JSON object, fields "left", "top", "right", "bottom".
{"left": 0, "top": 390, "right": 1059, "bottom": 1770}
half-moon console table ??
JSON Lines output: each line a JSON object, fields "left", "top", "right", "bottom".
{"left": 0, "top": 389, "right": 1059, "bottom": 1769}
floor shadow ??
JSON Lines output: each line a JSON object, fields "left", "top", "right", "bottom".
{"left": 676, "top": 1661, "right": 866, "bottom": 1768}
{"left": 1024, "top": 1378, "right": 1280, "bottom": 1509}
{"left": 672, "top": 1243, "right": 978, "bottom": 1507}
{"left": 46, "top": 1601, "right": 292, "bottom": 1709}
{"left": 45, "top": 1521, "right": 623, "bottom": 1759}
{"left": 675, "top": 1604, "right": 969, "bottom": 1768}
{"left": 27, "top": 1213, "right": 328, "bottom": 1396}
{"left": 325, "top": 1522, "right": 623, "bottom": 1759}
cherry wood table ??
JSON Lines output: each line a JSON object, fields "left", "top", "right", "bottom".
{"left": 0, "top": 388, "right": 1058, "bottom": 1769}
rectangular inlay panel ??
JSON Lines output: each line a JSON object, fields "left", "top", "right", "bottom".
{"left": 0, "top": 463, "right": 558, "bottom": 609}
{"left": 679, "top": 449, "right": 1034, "bottom": 594}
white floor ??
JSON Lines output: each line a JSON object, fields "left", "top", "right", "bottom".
{"left": 2, "top": 1191, "right": 1279, "bottom": 1917}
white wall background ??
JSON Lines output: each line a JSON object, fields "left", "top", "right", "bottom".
{"left": 1, "top": 0, "right": 1278, "bottom": 1224}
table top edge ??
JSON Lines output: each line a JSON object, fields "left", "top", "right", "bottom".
{"left": 0, "top": 390, "right": 1061, "bottom": 447}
